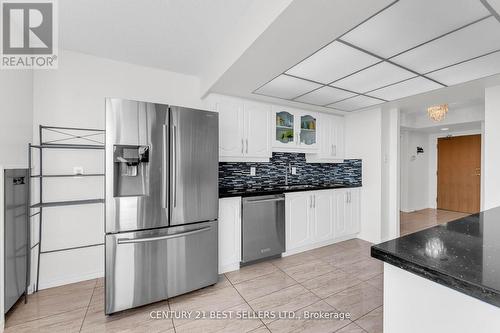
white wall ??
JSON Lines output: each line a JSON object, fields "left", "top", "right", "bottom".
{"left": 381, "top": 108, "right": 400, "bottom": 241}
{"left": 345, "top": 108, "right": 382, "bottom": 244}
{"left": 400, "top": 130, "right": 430, "bottom": 212}
{"left": 483, "top": 85, "right": 500, "bottom": 210}
{"left": 0, "top": 71, "right": 33, "bottom": 167}
{"left": 31, "top": 50, "right": 205, "bottom": 290}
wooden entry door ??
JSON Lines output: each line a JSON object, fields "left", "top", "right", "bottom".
{"left": 437, "top": 134, "right": 481, "bottom": 213}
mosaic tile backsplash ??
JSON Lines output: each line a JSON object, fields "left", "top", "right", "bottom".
{"left": 219, "top": 152, "right": 362, "bottom": 190}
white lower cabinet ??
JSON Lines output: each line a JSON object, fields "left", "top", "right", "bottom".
{"left": 285, "top": 188, "right": 360, "bottom": 253}
{"left": 312, "top": 190, "right": 335, "bottom": 243}
{"left": 285, "top": 192, "right": 313, "bottom": 251}
{"left": 218, "top": 197, "right": 241, "bottom": 274}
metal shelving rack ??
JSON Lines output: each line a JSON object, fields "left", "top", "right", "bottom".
{"left": 28, "top": 125, "right": 105, "bottom": 292}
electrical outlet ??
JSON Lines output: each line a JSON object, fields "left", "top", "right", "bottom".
{"left": 250, "top": 167, "right": 256, "bottom": 176}
{"left": 73, "top": 166, "right": 84, "bottom": 175}
{"left": 291, "top": 167, "right": 297, "bottom": 175}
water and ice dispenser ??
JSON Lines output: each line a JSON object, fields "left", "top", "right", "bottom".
{"left": 113, "top": 145, "right": 150, "bottom": 197}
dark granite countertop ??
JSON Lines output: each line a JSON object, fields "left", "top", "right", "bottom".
{"left": 371, "top": 206, "right": 500, "bottom": 307}
{"left": 219, "top": 183, "right": 362, "bottom": 198}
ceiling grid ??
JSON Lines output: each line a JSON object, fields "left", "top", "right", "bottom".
{"left": 253, "top": 0, "right": 500, "bottom": 112}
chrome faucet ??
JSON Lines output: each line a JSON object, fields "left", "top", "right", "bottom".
{"left": 285, "top": 163, "right": 291, "bottom": 185}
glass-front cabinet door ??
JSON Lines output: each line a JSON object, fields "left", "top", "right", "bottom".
{"left": 299, "top": 114, "right": 317, "bottom": 147}
{"left": 275, "top": 111, "right": 295, "bottom": 146}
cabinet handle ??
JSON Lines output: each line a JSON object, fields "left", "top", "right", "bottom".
{"left": 241, "top": 139, "right": 244, "bottom": 154}
{"left": 333, "top": 145, "right": 337, "bottom": 157}
{"left": 331, "top": 144, "right": 333, "bottom": 156}
{"left": 246, "top": 139, "right": 248, "bottom": 154}
{"left": 310, "top": 196, "right": 313, "bottom": 208}
{"left": 314, "top": 195, "right": 316, "bottom": 208}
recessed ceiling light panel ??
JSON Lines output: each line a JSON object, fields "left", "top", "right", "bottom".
{"left": 327, "top": 95, "right": 383, "bottom": 112}
{"left": 254, "top": 75, "right": 322, "bottom": 100}
{"left": 333, "top": 62, "right": 416, "bottom": 93}
{"left": 286, "top": 41, "right": 380, "bottom": 84}
{"left": 368, "top": 77, "right": 442, "bottom": 101}
{"left": 294, "top": 86, "right": 356, "bottom": 106}
{"left": 426, "top": 51, "right": 500, "bottom": 86}
{"left": 392, "top": 17, "right": 500, "bottom": 73}
{"left": 341, "top": 0, "right": 490, "bottom": 58}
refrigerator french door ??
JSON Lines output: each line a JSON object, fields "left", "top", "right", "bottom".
{"left": 105, "top": 99, "right": 219, "bottom": 314}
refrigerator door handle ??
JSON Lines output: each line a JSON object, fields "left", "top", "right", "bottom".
{"left": 117, "top": 226, "right": 212, "bottom": 244}
{"left": 162, "top": 124, "right": 168, "bottom": 209}
{"left": 172, "top": 124, "right": 178, "bottom": 207}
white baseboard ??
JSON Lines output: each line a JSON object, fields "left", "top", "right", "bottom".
{"left": 283, "top": 234, "right": 359, "bottom": 257}
{"left": 219, "top": 263, "right": 240, "bottom": 274}
{"left": 37, "top": 271, "right": 104, "bottom": 290}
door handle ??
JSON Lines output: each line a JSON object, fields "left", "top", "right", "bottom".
{"left": 333, "top": 145, "right": 337, "bottom": 156}
{"left": 117, "top": 226, "right": 212, "bottom": 244}
{"left": 241, "top": 138, "right": 244, "bottom": 154}
{"left": 313, "top": 195, "right": 316, "bottom": 208}
{"left": 172, "top": 124, "right": 178, "bottom": 207}
{"left": 310, "top": 195, "right": 313, "bottom": 208}
{"left": 331, "top": 144, "right": 334, "bottom": 156}
{"left": 246, "top": 139, "right": 249, "bottom": 154}
{"left": 162, "top": 124, "right": 168, "bottom": 209}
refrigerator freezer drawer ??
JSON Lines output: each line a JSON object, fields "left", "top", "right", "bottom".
{"left": 105, "top": 221, "right": 218, "bottom": 314}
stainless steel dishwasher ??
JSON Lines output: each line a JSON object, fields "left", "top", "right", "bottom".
{"left": 242, "top": 194, "right": 285, "bottom": 265}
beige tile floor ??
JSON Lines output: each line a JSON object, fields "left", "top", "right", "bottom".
{"left": 400, "top": 208, "right": 470, "bottom": 236}
{"left": 5, "top": 239, "right": 384, "bottom": 333}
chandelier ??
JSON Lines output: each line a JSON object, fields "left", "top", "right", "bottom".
{"left": 427, "top": 104, "right": 448, "bottom": 122}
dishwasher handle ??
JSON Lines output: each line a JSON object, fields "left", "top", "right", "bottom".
{"left": 244, "top": 197, "right": 285, "bottom": 204}
{"left": 117, "top": 226, "right": 212, "bottom": 244}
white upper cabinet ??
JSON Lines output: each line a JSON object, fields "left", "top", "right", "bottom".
{"left": 306, "top": 113, "right": 345, "bottom": 162}
{"left": 214, "top": 96, "right": 271, "bottom": 162}
{"left": 217, "top": 98, "right": 245, "bottom": 158}
{"left": 273, "top": 107, "right": 319, "bottom": 152}
{"left": 244, "top": 102, "right": 271, "bottom": 159}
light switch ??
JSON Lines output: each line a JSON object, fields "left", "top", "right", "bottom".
{"left": 291, "top": 167, "right": 297, "bottom": 175}
{"left": 250, "top": 167, "right": 256, "bottom": 176}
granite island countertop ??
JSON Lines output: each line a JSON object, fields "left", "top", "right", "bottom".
{"left": 371, "top": 206, "right": 500, "bottom": 307}
{"left": 219, "top": 183, "right": 362, "bottom": 198}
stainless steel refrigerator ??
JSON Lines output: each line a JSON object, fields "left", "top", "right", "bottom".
{"left": 105, "top": 99, "right": 219, "bottom": 314}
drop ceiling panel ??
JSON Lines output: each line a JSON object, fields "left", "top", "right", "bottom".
{"left": 285, "top": 41, "right": 380, "bottom": 84}
{"left": 341, "top": 0, "right": 490, "bottom": 58}
{"left": 333, "top": 62, "right": 416, "bottom": 93}
{"left": 328, "top": 95, "right": 383, "bottom": 112}
{"left": 368, "top": 77, "right": 442, "bottom": 100}
{"left": 255, "top": 75, "right": 322, "bottom": 99}
{"left": 392, "top": 17, "right": 500, "bottom": 73}
{"left": 427, "top": 51, "right": 500, "bottom": 86}
{"left": 295, "top": 86, "right": 356, "bottom": 106}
